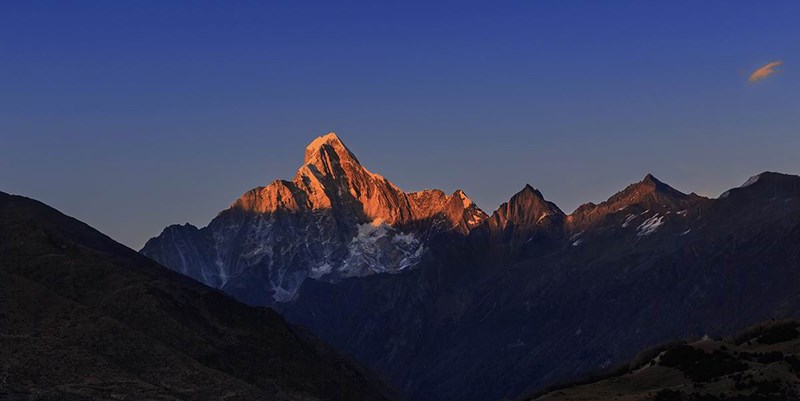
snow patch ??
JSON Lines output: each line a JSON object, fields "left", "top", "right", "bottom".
{"left": 272, "top": 286, "right": 296, "bottom": 303}
{"left": 741, "top": 174, "right": 761, "bottom": 188}
{"left": 339, "top": 219, "right": 424, "bottom": 277}
{"left": 637, "top": 214, "right": 664, "bottom": 237}
{"left": 622, "top": 214, "right": 637, "bottom": 228}
{"left": 538, "top": 212, "right": 554, "bottom": 222}
{"left": 308, "top": 263, "right": 333, "bottom": 279}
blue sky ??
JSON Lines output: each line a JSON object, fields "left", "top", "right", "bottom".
{"left": 2, "top": 1, "right": 798, "bottom": 248}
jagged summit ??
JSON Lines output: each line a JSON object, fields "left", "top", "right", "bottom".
{"left": 306, "top": 131, "right": 343, "bottom": 150}
{"left": 518, "top": 184, "right": 547, "bottom": 199}
{"left": 637, "top": 173, "right": 683, "bottom": 195}
{"left": 228, "top": 133, "right": 489, "bottom": 228}
{"left": 303, "top": 132, "right": 361, "bottom": 165}
{"left": 641, "top": 173, "right": 661, "bottom": 186}
{"left": 486, "top": 184, "right": 564, "bottom": 234}
{"left": 454, "top": 189, "right": 475, "bottom": 207}
{"left": 143, "top": 132, "right": 492, "bottom": 302}
{"left": 602, "top": 174, "right": 693, "bottom": 208}
{"left": 567, "top": 174, "right": 708, "bottom": 231}
{"left": 511, "top": 184, "right": 560, "bottom": 210}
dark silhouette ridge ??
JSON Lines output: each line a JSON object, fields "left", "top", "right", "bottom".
{"left": 0, "top": 191, "right": 396, "bottom": 401}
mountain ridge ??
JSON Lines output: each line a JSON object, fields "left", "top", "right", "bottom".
{"left": 0, "top": 190, "right": 396, "bottom": 401}
{"left": 142, "top": 133, "right": 723, "bottom": 303}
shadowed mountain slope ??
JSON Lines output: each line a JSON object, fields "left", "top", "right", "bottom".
{"left": 529, "top": 320, "right": 800, "bottom": 401}
{"left": 0, "top": 191, "right": 395, "bottom": 401}
{"left": 142, "top": 133, "right": 486, "bottom": 304}
{"left": 282, "top": 172, "right": 800, "bottom": 401}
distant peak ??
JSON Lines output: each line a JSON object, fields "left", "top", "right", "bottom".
{"left": 303, "top": 132, "right": 360, "bottom": 165}
{"left": 630, "top": 174, "right": 681, "bottom": 195}
{"left": 640, "top": 173, "right": 666, "bottom": 188}
{"left": 642, "top": 173, "right": 658, "bottom": 183}
{"left": 506, "top": 184, "right": 562, "bottom": 213}
{"left": 517, "top": 184, "right": 544, "bottom": 199}
{"left": 738, "top": 171, "right": 799, "bottom": 190}
{"left": 740, "top": 172, "right": 793, "bottom": 187}
{"left": 488, "top": 183, "right": 564, "bottom": 231}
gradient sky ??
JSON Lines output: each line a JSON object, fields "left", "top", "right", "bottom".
{"left": 2, "top": 1, "right": 799, "bottom": 249}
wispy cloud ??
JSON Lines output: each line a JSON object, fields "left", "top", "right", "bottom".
{"left": 748, "top": 61, "right": 783, "bottom": 82}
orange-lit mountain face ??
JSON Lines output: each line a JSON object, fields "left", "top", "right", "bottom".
{"left": 142, "top": 133, "right": 489, "bottom": 303}
{"left": 231, "top": 133, "right": 485, "bottom": 228}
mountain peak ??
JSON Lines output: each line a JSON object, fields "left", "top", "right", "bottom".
{"left": 567, "top": 173, "right": 707, "bottom": 230}
{"left": 487, "top": 185, "right": 564, "bottom": 234}
{"left": 514, "top": 184, "right": 546, "bottom": 201}
{"left": 639, "top": 173, "right": 675, "bottom": 192}
{"left": 306, "top": 131, "right": 342, "bottom": 149}
{"left": 625, "top": 173, "right": 682, "bottom": 197}
{"left": 642, "top": 173, "right": 659, "bottom": 184}
{"left": 453, "top": 189, "right": 475, "bottom": 208}
{"left": 304, "top": 132, "right": 360, "bottom": 165}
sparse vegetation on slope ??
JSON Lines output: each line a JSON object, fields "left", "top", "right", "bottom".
{"left": 529, "top": 320, "right": 800, "bottom": 401}
{"left": 0, "top": 191, "right": 396, "bottom": 401}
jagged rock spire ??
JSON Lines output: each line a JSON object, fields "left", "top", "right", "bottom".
{"left": 486, "top": 184, "right": 564, "bottom": 234}
{"left": 303, "top": 132, "right": 361, "bottom": 166}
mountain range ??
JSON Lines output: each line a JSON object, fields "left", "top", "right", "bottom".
{"left": 137, "top": 133, "right": 800, "bottom": 401}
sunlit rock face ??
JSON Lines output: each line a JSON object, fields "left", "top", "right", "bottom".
{"left": 141, "top": 133, "right": 486, "bottom": 303}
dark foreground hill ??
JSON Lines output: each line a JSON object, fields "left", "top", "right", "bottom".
{"left": 529, "top": 320, "right": 800, "bottom": 401}
{"left": 0, "top": 191, "right": 395, "bottom": 401}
